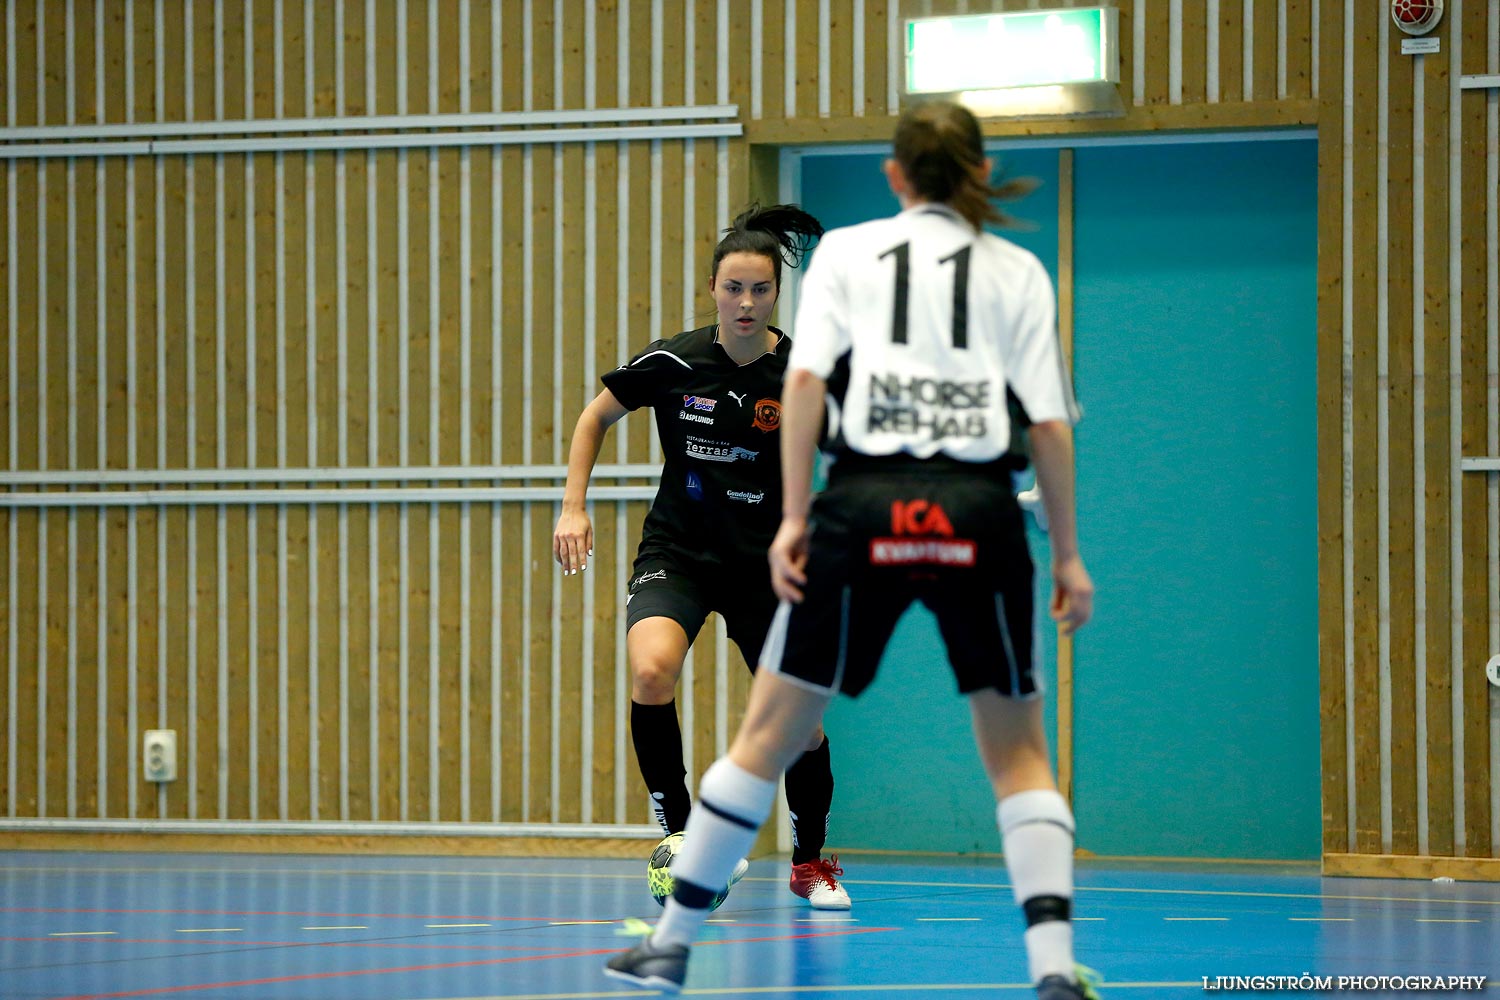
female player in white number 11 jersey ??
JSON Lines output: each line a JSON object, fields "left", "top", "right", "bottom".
{"left": 605, "top": 99, "right": 1100, "bottom": 999}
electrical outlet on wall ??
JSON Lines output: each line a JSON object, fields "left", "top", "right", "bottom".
{"left": 1487, "top": 655, "right": 1500, "bottom": 690}
{"left": 143, "top": 729, "right": 177, "bottom": 783}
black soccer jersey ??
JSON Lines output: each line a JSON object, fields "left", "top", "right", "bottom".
{"left": 602, "top": 325, "right": 790, "bottom": 566}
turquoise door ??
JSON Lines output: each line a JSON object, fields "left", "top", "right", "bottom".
{"left": 794, "top": 135, "right": 1319, "bottom": 859}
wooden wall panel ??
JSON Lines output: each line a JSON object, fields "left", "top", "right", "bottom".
{"left": 1422, "top": 37, "right": 1454, "bottom": 859}
{"left": 1384, "top": 36, "right": 1418, "bottom": 859}
{"left": 1457, "top": 0, "right": 1493, "bottom": 860}
{"left": 1219, "top": 0, "right": 1245, "bottom": 103}
{"left": 1314, "top": 0, "right": 1346, "bottom": 856}
{"left": 1348, "top": 0, "right": 1381, "bottom": 856}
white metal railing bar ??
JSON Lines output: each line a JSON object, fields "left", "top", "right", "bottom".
{"left": 0, "top": 485, "right": 662, "bottom": 508}
{"left": 0, "top": 104, "right": 740, "bottom": 141}
{"left": 1459, "top": 74, "right": 1500, "bottom": 90}
{"left": 1, "top": 122, "right": 742, "bottom": 160}
{"left": 1461, "top": 457, "right": 1500, "bottom": 472}
{"left": 0, "top": 464, "right": 663, "bottom": 487}
{"left": 0, "top": 818, "right": 663, "bottom": 838}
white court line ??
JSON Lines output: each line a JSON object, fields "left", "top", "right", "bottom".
{"left": 916, "top": 918, "right": 981, "bottom": 922}
{"left": 426, "top": 923, "right": 491, "bottom": 929}
{"left": 175, "top": 928, "right": 241, "bottom": 933}
{"left": 1163, "top": 917, "right": 1229, "bottom": 921}
{"left": 303, "top": 925, "right": 368, "bottom": 931}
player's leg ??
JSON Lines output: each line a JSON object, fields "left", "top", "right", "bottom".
{"left": 627, "top": 618, "right": 693, "bottom": 833}
{"left": 662, "top": 667, "right": 832, "bottom": 936}
{"left": 726, "top": 591, "right": 846, "bottom": 907}
{"left": 969, "top": 691, "right": 1093, "bottom": 999}
{"left": 606, "top": 667, "right": 831, "bottom": 992}
{"left": 928, "top": 479, "right": 1096, "bottom": 999}
{"left": 625, "top": 565, "right": 710, "bottom": 835}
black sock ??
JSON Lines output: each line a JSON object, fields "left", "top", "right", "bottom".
{"left": 784, "top": 736, "right": 833, "bottom": 865}
{"left": 630, "top": 700, "right": 692, "bottom": 834}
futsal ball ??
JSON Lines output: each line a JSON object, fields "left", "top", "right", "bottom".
{"left": 647, "top": 833, "right": 730, "bottom": 910}
{"left": 1390, "top": 0, "right": 1443, "bottom": 34}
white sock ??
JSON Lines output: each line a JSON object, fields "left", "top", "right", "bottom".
{"left": 997, "top": 789, "right": 1076, "bottom": 983}
{"left": 652, "top": 758, "right": 777, "bottom": 948}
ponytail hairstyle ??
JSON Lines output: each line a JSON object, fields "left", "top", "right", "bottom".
{"left": 711, "top": 203, "right": 825, "bottom": 287}
{"left": 892, "top": 100, "right": 1037, "bottom": 230}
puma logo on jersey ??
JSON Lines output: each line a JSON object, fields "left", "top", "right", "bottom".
{"left": 727, "top": 391, "right": 748, "bottom": 407}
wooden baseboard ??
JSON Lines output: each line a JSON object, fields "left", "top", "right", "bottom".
{"left": 1, "top": 831, "right": 657, "bottom": 859}
{"left": 1323, "top": 852, "right": 1500, "bottom": 881}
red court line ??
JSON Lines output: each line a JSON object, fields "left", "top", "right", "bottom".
{"left": 48, "top": 946, "right": 621, "bottom": 1000}
{"left": 46, "top": 926, "right": 897, "bottom": 999}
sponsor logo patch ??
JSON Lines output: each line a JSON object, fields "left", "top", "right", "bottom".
{"left": 686, "top": 471, "right": 704, "bottom": 500}
{"left": 685, "top": 439, "right": 760, "bottom": 463}
{"left": 683, "top": 395, "right": 717, "bottom": 412}
{"left": 890, "top": 499, "right": 955, "bottom": 537}
{"left": 868, "top": 538, "right": 977, "bottom": 567}
{"left": 726, "top": 490, "right": 765, "bottom": 504}
{"left": 678, "top": 410, "right": 714, "bottom": 425}
{"left": 631, "top": 569, "right": 668, "bottom": 588}
{"left": 752, "top": 398, "right": 781, "bottom": 432}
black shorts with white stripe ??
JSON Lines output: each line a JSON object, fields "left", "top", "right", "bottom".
{"left": 761, "top": 459, "right": 1037, "bottom": 698}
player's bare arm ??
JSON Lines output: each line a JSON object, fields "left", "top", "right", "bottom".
{"left": 554, "top": 388, "right": 630, "bottom": 575}
{"left": 770, "top": 367, "right": 826, "bottom": 603}
{"left": 1028, "top": 419, "right": 1093, "bottom": 636}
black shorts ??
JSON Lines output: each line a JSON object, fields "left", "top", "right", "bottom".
{"left": 761, "top": 460, "right": 1037, "bottom": 698}
{"left": 625, "top": 550, "right": 779, "bottom": 667}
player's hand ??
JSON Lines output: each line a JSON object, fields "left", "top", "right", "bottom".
{"left": 553, "top": 508, "right": 593, "bottom": 575}
{"left": 1049, "top": 554, "right": 1093, "bottom": 636}
{"left": 768, "top": 517, "right": 810, "bottom": 603}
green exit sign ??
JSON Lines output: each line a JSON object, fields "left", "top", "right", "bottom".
{"left": 905, "top": 7, "right": 1120, "bottom": 94}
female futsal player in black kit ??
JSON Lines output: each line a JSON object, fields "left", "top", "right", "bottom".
{"left": 552, "top": 204, "right": 850, "bottom": 909}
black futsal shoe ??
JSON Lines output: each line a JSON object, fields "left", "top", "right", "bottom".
{"left": 1036, "top": 964, "right": 1103, "bottom": 999}
{"left": 604, "top": 936, "right": 689, "bottom": 993}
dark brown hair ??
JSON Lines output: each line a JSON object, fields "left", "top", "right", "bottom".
{"left": 892, "top": 100, "right": 1036, "bottom": 230}
{"left": 712, "top": 203, "right": 824, "bottom": 287}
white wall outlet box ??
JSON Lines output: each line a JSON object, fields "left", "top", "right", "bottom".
{"left": 1487, "top": 655, "right": 1500, "bottom": 690}
{"left": 142, "top": 729, "right": 177, "bottom": 783}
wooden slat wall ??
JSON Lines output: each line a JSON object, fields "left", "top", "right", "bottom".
{"left": 1320, "top": 0, "right": 1499, "bottom": 877}
{"left": 0, "top": 0, "right": 1494, "bottom": 877}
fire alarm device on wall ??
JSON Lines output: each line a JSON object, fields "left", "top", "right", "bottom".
{"left": 1391, "top": 0, "right": 1444, "bottom": 35}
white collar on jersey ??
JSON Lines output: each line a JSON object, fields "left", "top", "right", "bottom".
{"left": 713, "top": 326, "right": 785, "bottom": 367}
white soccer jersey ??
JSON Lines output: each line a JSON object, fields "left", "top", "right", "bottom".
{"left": 790, "top": 203, "right": 1080, "bottom": 463}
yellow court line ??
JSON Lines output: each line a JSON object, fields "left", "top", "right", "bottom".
{"left": 550, "top": 921, "right": 617, "bottom": 926}
{"left": 175, "top": 928, "right": 241, "bottom": 933}
{"left": 1163, "top": 917, "right": 1229, "bottom": 921}
{"left": 303, "top": 925, "right": 368, "bottom": 930}
{"left": 1415, "top": 918, "right": 1482, "bottom": 923}
{"left": 48, "top": 930, "right": 116, "bottom": 937}
{"left": 916, "top": 917, "right": 981, "bottom": 922}
{"left": 426, "top": 923, "right": 492, "bottom": 929}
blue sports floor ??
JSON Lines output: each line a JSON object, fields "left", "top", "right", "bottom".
{"left": 0, "top": 851, "right": 1495, "bottom": 999}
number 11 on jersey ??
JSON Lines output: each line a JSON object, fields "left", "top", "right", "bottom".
{"left": 879, "top": 241, "right": 972, "bottom": 349}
